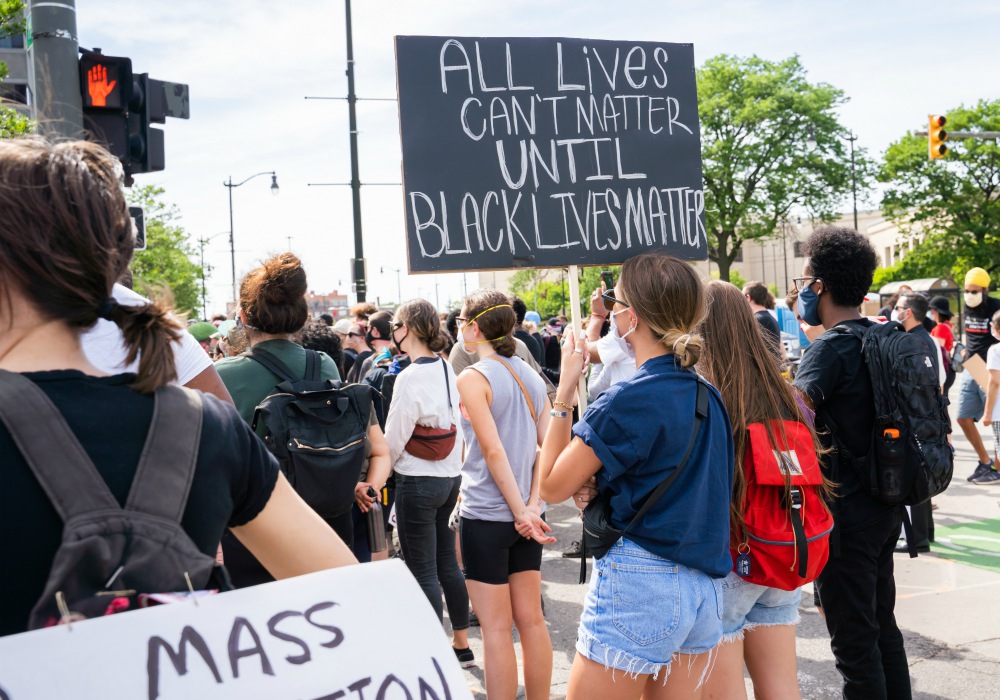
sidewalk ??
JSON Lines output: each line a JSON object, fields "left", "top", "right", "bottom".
{"left": 456, "top": 416, "right": 1000, "bottom": 699}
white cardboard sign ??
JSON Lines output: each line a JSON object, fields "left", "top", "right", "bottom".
{"left": 0, "top": 560, "right": 472, "bottom": 700}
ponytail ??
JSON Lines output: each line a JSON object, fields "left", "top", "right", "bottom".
{"left": 660, "top": 330, "right": 703, "bottom": 368}
{"left": 104, "top": 297, "right": 183, "bottom": 393}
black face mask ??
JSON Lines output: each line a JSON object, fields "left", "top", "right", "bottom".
{"left": 392, "top": 328, "right": 408, "bottom": 354}
{"left": 365, "top": 329, "right": 376, "bottom": 349}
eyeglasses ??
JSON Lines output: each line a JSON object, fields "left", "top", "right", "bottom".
{"left": 455, "top": 316, "right": 469, "bottom": 325}
{"left": 601, "top": 290, "right": 629, "bottom": 312}
{"left": 792, "top": 276, "right": 820, "bottom": 292}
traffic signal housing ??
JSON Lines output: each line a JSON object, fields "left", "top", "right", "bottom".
{"left": 929, "top": 115, "right": 948, "bottom": 159}
{"left": 80, "top": 51, "right": 189, "bottom": 183}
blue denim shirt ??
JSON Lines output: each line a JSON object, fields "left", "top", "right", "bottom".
{"left": 574, "top": 355, "right": 734, "bottom": 578}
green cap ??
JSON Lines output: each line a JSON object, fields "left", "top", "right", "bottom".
{"left": 188, "top": 321, "right": 218, "bottom": 342}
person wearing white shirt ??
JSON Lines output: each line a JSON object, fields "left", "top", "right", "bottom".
{"left": 82, "top": 283, "right": 233, "bottom": 404}
{"left": 383, "top": 299, "right": 472, "bottom": 667}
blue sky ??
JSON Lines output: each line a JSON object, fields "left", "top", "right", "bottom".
{"left": 75, "top": 0, "right": 996, "bottom": 314}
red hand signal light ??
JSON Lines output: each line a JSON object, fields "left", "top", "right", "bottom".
{"left": 87, "top": 64, "right": 118, "bottom": 108}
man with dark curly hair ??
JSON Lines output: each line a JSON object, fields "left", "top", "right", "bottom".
{"left": 792, "top": 226, "right": 911, "bottom": 699}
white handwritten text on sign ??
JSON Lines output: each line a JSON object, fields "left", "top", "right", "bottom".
{"left": 0, "top": 560, "right": 472, "bottom": 700}
{"left": 396, "top": 36, "right": 707, "bottom": 273}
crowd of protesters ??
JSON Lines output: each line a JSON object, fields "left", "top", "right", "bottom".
{"left": 1, "top": 137, "right": 998, "bottom": 700}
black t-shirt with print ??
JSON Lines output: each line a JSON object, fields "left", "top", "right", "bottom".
{"left": 0, "top": 371, "right": 279, "bottom": 636}
{"left": 964, "top": 296, "right": 1000, "bottom": 361}
{"left": 793, "top": 319, "right": 894, "bottom": 527}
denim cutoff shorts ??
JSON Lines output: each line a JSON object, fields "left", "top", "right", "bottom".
{"left": 576, "top": 538, "right": 724, "bottom": 678}
{"left": 718, "top": 571, "right": 801, "bottom": 641}
{"left": 957, "top": 372, "right": 987, "bottom": 420}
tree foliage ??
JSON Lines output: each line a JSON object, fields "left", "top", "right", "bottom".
{"left": 0, "top": 0, "right": 32, "bottom": 138}
{"left": 126, "top": 186, "right": 204, "bottom": 316}
{"left": 879, "top": 99, "right": 1000, "bottom": 281}
{"left": 698, "top": 54, "right": 871, "bottom": 281}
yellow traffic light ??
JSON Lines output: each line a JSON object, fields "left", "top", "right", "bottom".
{"left": 929, "top": 115, "right": 948, "bottom": 159}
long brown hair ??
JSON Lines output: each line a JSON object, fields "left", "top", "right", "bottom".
{"left": 239, "top": 253, "right": 309, "bottom": 334}
{"left": 618, "top": 252, "right": 705, "bottom": 366}
{"left": 697, "top": 280, "right": 831, "bottom": 540}
{"left": 461, "top": 290, "right": 516, "bottom": 357}
{"left": 396, "top": 299, "right": 447, "bottom": 353}
{"left": 0, "top": 138, "right": 181, "bottom": 392}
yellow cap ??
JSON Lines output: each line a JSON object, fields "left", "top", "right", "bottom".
{"left": 965, "top": 267, "right": 991, "bottom": 289}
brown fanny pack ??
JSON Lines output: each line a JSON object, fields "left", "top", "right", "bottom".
{"left": 405, "top": 359, "right": 458, "bottom": 461}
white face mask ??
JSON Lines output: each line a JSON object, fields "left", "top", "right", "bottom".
{"left": 965, "top": 291, "right": 983, "bottom": 308}
{"left": 890, "top": 309, "right": 907, "bottom": 324}
{"left": 609, "top": 308, "right": 637, "bottom": 359}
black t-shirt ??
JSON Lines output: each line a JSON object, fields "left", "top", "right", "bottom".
{"left": 0, "top": 371, "right": 279, "bottom": 636}
{"left": 514, "top": 328, "right": 543, "bottom": 364}
{"left": 964, "top": 296, "right": 1000, "bottom": 361}
{"left": 793, "top": 319, "right": 893, "bottom": 527}
{"left": 754, "top": 310, "right": 782, "bottom": 356}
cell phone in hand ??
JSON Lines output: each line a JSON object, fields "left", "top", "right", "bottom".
{"left": 601, "top": 271, "right": 614, "bottom": 291}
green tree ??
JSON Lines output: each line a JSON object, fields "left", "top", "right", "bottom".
{"left": 698, "top": 55, "right": 871, "bottom": 281}
{"left": 127, "top": 186, "right": 204, "bottom": 316}
{"left": 0, "top": 0, "right": 32, "bottom": 138}
{"left": 879, "top": 100, "right": 1000, "bottom": 280}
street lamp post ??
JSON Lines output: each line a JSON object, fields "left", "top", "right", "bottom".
{"left": 807, "top": 126, "right": 859, "bottom": 231}
{"left": 224, "top": 171, "right": 280, "bottom": 306}
{"left": 380, "top": 266, "right": 402, "bottom": 306}
{"left": 197, "top": 231, "right": 231, "bottom": 319}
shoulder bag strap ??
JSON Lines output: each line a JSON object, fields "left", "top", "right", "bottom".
{"left": 441, "top": 357, "right": 453, "bottom": 409}
{"left": 486, "top": 355, "right": 537, "bottom": 424}
{"left": 246, "top": 345, "right": 297, "bottom": 383}
{"left": 621, "top": 378, "right": 710, "bottom": 537}
{"left": 0, "top": 369, "right": 120, "bottom": 520}
{"left": 124, "top": 386, "right": 204, "bottom": 522}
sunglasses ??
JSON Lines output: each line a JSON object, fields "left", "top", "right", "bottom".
{"left": 601, "top": 290, "right": 629, "bottom": 312}
{"left": 346, "top": 332, "right": 363, "bottom": 338}
{"left": 391, "top": 320, "right": 404, "bottom": 331}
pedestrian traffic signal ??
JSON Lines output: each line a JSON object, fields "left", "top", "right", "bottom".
{"left": 928, "top": 115, "right": 948, "bottom": 159}
{"left": 79, "top": 51, "right": 189, "bottom": 184}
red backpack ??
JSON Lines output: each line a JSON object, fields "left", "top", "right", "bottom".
{"left": 732, "top": 420, "right": 833, "bottom": 591}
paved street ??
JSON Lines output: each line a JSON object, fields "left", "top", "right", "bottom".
{"left": 452, "top": 403, "right": 1000, "bottom": 698}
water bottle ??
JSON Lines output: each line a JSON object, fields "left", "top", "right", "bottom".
{"left": 366, "top": 487, "right": 387, "bottom": 553}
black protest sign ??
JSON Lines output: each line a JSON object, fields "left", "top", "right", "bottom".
{"left": 395, "top": 36, "right": 707, "bottom": 273}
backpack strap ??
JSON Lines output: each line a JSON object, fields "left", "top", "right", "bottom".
{"left": 486, "top": 355, "right": 537, "bottom": 424}
{"left": 246, "top": 346, "right": 298, "bottom": 383}
{"left": 304, "top": 349, "right": 322, "bottom": 382}
{"left": 124, "top": 386, "right": 204, "bottom": 522}
{"left": 0, "top": 370, "right": 120, "bottom": 519}
{"left": 621, "top": 378, "right": 710, "bottom": 537}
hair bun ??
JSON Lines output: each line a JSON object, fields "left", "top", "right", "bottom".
{"left": 260, "top": 253, "right": 307, "bottom": 303}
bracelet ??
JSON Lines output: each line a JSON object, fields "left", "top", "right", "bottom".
{"left": 550, "top": 409, "right": 569, "bottom": 418}
{"left": 553, "top": 400, "right": 574, "bottom": 412}
{"left": 590, "top": 313, "right": 607, "bottom": 320}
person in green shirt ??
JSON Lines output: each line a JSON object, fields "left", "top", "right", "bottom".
{"left": 216, "top": 253, "right": 390, "bottom": 587}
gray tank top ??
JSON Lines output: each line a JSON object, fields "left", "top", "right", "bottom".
{"left": 460, "top": 355, "right": 546, "bottom": 522}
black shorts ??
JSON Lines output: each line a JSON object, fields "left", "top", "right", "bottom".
{"left": 460, "top": 516, "right": 543, "bottom": 585}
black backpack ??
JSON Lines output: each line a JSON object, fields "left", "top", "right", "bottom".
{"left": 0, "top": 371, "right": 230, "bottom": 630}
{"left": 248, "top": 347, "right": 374, "bottom": 518}
{"left": 829, "top": 322, "right": 953, "bottom": 507}
{"left": 364, "top": 354, "right": 410, "bottom": 430}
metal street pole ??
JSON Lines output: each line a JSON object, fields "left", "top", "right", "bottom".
{"left": 345, "top": 0, "right": 366, "bottom": 301}
{"left": 198, "top": 237, "right": 208, "bottom": 320}
{"left": 847, "top": 131, "right": 858, "bottom": 231}
{"left": 224, "top": 171, "right": 279, "bottom": 308}
{"left": 30, "top": 0, "right": 83, "bottom": 139}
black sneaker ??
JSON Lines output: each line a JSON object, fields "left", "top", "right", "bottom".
{"left": 468, "top": 610, "right": 479, "bottom": 627}
{"left": 968, "top": 461, "right": 994, "bottom": 482}
{"left": 454, "top": 646, "right": 475, "bottom": 669}
{"left": 972, "top": 468, "right": 1000, "bottom": 485}
{"left": 562, "top": 540, "right": 584, "bottom": 558}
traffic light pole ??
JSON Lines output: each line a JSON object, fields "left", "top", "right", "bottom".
{"left": 30, "top": 0, "right": 83, "bottom": 138}
{"left": 916, "top": 131, "right": 1000, "bottom": 139}
{"left": 345, "top": 0, "right": 367, "bottom": 302}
